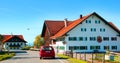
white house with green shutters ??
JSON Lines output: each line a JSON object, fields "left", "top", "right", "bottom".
{"left": 41, "top": 12, "right": 120, "bottom": 53}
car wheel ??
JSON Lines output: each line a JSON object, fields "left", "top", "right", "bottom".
{"left": 40, "top": 57, "right": 42, "bottom": 59}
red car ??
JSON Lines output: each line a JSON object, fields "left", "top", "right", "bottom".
{"left": 39, "top": 46, "right": 55, "bottom": 59}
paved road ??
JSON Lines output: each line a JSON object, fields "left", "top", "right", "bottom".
{"left": 0, "top": 51, "right": 69, "bottom": 63}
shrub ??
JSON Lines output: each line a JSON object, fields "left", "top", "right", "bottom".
{"left": 0, "top": 53, "right": 15, "bottom": 61}
{"left": 21, "top": 46, "right": 31, "bottom": 50}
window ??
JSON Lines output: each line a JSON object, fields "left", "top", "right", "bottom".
{"left": 90, "top": 46, "right": 94, "bottom": 50}
{"left": 100, "top": 28, "right": 105, "bottom": 32}
{"left": 79, "top": 37, "right": 87, "bottom": 41}
{"left": 91, "top": 28, "right": 96, "bottom": 32}
{"left": 69, "top": 46, "right": 87, "bottom": 50}
{"left": 90, "top": 46, "right": 100, "bottom": 50}
{"left": 112, "top": 46, "right": 117, "bottom": 50}
{"left": 95, "top": 20, "right": 100, "bottom": 24}
{"left": 86, "top": 20, "right": 91, "bottom": 23}
{"left": 59, "top": 46, "right": 65, "bottom": 50}
{"left": 89, "top": 20, "right": 91, "bottom": 23}
{"left": 90, "top": 37, "right": 96, "bottom": 41}
{"left": 86, "top": 20, "right": 88, "bottom": 23}
{"left": 81, "top": 28, "right": 87, "bottom": 32}
{"left": 74, "top": 46, "right": 79, "bottom": 50}
{"left": 84, "top": 37, "right": 87, "bottom": 41}
{"left": 69, "top": 37, "right": 77, "bottom": 41}
{"left": 79, "top": 37, "right": 83, "bottom": 41}
{"left": 103, "top": 37, "right": 109, "bottom": 41}
{"left": 111, "top": 37, "right": 117, "bottom": 41}
{"left": 6, "top": 43, "right": 8, "bottom": 45}
{"left": 104, "top": 46, "right": 109, "bottom": 50}
{"left": 21, "top": 43, "right": 23, "bottom": 45}
{"left": 69, "top": 46, "right": 74, "bottom": 50}
{"left": 96, "top": 46, "right": 100, "bottom": 49}
{"left": 80, "top": 46, "right": 87, "bottom": 50}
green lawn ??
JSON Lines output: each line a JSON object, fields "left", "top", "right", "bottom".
{"left": 94, "top": 54, "right": 120, "bottom": 63}
{"left": 56, "top": 54, "right": 87, "bottom": 63}
{"left": 0, "top": 52, "right": 15, "bottom": 61}
{"left": 114, "top": 55, "right": 119, "bottom": 62}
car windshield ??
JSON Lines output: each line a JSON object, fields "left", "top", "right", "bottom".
{"left": 42, "top": 47, "right": 52, "bottom": 51}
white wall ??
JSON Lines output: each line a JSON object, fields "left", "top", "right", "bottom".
{"left": 4, "top": 42, "right": 25, "bottom": 50}
{"left": 50, "top": 41, "right": 66, "bottom": 54}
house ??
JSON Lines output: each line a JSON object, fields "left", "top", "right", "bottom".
{"left": 2, "top": 35, "right": 27, "bottom": 50}
{"left": 41, "top": 12, "right": 120, "bottom": 53}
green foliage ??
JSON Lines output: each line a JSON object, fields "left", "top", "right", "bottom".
{"left": 0, "top": 34, "right": 3, "bottom": 41}
{"left": 56, "top": 54, "right": 69, "bottom": 59}
{"left": 34, "top": 35, "right": 44, "bottom": 48}
{"left": 0, "top": 34, "right": 4, "bottom": 51}
{"left": 94, "top": 54, "right": 119, "bottom": 63}
{"left": 114, "top": 55, "right": 119, "bottom": 62}
{"left": 0, "top": 52, "right": 15, "bottom": 61}
{"left": 21, "top": 46, "right": 31, "bottom": 50}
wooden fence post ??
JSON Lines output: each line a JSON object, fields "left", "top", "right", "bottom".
{"left": 70, "top": 49, "right": 73, "bottom": 58}
{"left": 102, "top": 53, "right": 105, "bottom": 63}
{"left": 76, "top": 53, "right": 77, "bottom": 59}
{"left": 79, "top": 53, "right": 81, "bottom": 60}
{"left": 92, "top": 53, "right": 94, "bottom": 63}
{"left": 84, "top": 52, "right": 86, "bottom": 61}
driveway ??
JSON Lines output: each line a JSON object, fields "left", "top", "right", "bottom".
{"left": 0, "top": 51, "right": 69, "bottom": 63}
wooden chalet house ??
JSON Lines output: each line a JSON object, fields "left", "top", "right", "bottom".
{"left": 2, "top": 35, "right": 27, "bottom": 50}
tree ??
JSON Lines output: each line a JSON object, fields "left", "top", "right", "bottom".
{"left": 34, "top": 35, "right": 44, "bottom": 48}
{"left": 0, "top": 34, "right": 3, "bottom": 52}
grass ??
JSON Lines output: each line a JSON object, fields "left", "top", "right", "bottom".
{"left": 114, "top": 55, "right": 119, "bottom": 62}
{"left": 94, "top": 54, "right": 119, "bottom": 63}
{"left": 56, "top": 54, "right": 69, "bottom": 59}
{"left": 68, "top": 58, "right": 87, "bottom": 63}
{"left": 56, "top": 54, "right": 87, "bottom": 63}
{"left": 0, "top": 52, "right": 15, "bottom": 61}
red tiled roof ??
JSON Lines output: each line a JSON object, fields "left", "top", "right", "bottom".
{"left": 108, "top": 22, "right": 120, "bottom": 32}
{"left": 2, "top": 35, "right": 26, "bottom": 43}
{"left": 41, "top": 12, "right": 120, "bottom": 39}
{"left": 50, "top": 12, "right": 120, "bottom": 39}
{"left": 50, "top": 14, "right": 91, "bottom": 39}
{"left": 44, "top": 20, "right": 72, "bottom": 36}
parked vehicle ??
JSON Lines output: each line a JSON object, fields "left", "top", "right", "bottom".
{"left": 39, "top": 46, "right": 55, "bottom": 59}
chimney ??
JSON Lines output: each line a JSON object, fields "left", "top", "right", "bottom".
{"left": 80, "top": 14, "right": 82, "bottom": 19}
{"left": 64, "top": 18, "right": 67, "bottom": 27}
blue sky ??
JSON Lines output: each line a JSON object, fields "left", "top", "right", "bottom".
{"left": 0, "top": 0, "right": 120, "bottom": 45}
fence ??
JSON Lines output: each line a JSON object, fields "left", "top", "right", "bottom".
{"left": 65, "top": 51, "right": 120, "bottom": 63}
